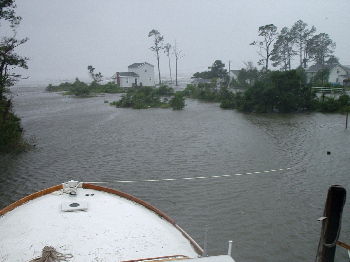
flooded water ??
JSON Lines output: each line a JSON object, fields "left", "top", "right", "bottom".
{"left": 1, "top": 84, "right": 350, "bottom": 261}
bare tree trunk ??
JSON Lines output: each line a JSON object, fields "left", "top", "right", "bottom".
{"left": 157, "top": 53, "right": 161, "bottom": 85}
{"left": 168, "top": 56, "right": 172, "bottom": 83}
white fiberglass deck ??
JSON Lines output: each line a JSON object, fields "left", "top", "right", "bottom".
{"left": 0, "top": 183, "right": 201, "bottom": 262}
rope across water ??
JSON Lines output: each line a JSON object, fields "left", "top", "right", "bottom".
{"left": 86, "top": 167, "right": 292, "bottom": 184}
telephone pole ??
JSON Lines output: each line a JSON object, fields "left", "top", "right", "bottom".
{"left": 173, "top": 40, "right": 184, "bottom": 86}
{"left": 228, "top": 60, "right": 231, "bottom": 85}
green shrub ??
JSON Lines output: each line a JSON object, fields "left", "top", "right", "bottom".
{"left": 169, "top": 91, "right": 186, "bottom": 110}
{"left": 0, "top": 100, "right": 32, "bottom": 154}
{"left": 158, "top": 85, "right": 174, "bottom": 96}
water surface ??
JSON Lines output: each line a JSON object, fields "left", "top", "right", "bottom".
{"left": 1, "top": 85, "right": 349, "bottom": 261}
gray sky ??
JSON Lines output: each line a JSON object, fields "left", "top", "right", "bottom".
{"left": 9, "top": 0, "right": 350, "bottom": 83}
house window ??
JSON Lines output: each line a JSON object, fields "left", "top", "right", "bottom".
{"left": 336, "top": 78, "right": 339, "bottom": 82}
{"left": 149, "top": 77, "right": 152, "bottom": 81}
{"left": 126, "top": 78, "right": 129, "bottom": 83}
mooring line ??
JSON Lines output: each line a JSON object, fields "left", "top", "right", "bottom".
{"left": 85, "top": 167, "right": 292, "bottom": 184}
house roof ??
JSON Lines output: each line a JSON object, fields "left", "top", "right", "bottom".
{"left": 337, "top": 65, "right": 350, "bottom": 77}
{"left": 128, "top": 62, "right": 154, "bottom": 68}
{"left": 111, "top": 72, "right": 139, "bottom": 78}
{"left": 306, "top": 63, "right": 338, "bottom": 72}
{"left": 120, "top": 72, "right": 139, "bottom": 77}
{"left": 338, "top": 64, "right": 350, "bottom": 72}
{"left": 230, "top": 70, "right": 240, "bottom": 75}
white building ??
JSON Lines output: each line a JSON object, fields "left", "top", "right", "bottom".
{"left": 306, "top": 63, "right": 350, "bottom": 85}
{"left": 329, "top": 64, "right": 350, "bottom": 85}
{"left": 229, "top": 70, "right": 240, "bottom": 81}
{"left": 112, "top": 62, "right": 155, "bottom": 88}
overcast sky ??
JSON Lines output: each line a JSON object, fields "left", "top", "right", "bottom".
{"left": 8, "top": 0, "right": 350, "bottom": 83}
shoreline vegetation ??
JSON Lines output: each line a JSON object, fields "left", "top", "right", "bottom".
{"left": 45, "top": 78, "right": 125, "bottom": 97}
{"left": 3, "top": 13, "right": 349, "bottom": 155}
{"left": 1, "top": 1, "right": 32, "bottom": 154}
{"left": 0, "top": 99, "right": 33, "bottom": 154}
{"left": 45, "top": 66, "right": 350, "bottom": 114}
{"left": 45, "top": 79, "right": 186, "bottom": 110}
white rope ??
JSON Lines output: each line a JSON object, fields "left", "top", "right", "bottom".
{"left": 29, "top": 246, "right": 72, "bottom": 262}
{"left": 85, "top": 167, "right": 292, "bottom": 184}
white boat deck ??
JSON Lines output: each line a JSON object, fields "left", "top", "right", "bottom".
{"left": 0, "top": 182, "right": 202, "bottom": 262}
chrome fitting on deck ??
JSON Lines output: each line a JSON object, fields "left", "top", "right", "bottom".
{"left": 62, "top": 180, "right": 83, "bottom": 196}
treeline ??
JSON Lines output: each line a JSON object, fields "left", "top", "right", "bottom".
{"left": 224, "top": 69, "right": 349, "bottom": 113}
{"left": 0, "top": 1, "right": 32, "bottom": 154}
{"left": 251, "top": 20, "right": 336, "bottom": 71}
{"left": 188, "top": 68, "right": 349, "bottom": 114}
{"left": 0, "top": 99, "right": 32, "bottom": 154}
{"left": 46, "top": 78, "right": 124, "bottom": 97}
{"left": 110, "top": 85, "right": 185, "bottom": 110}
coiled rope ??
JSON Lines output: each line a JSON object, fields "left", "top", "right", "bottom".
{"left": 29, "top": 246, "right": 72, "bottom": 262}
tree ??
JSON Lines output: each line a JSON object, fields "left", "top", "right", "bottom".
{"left": 208, "top": 60, "right": 228, "bottom": 79}
{"left": 228, "top": 68, "right": 316, "bottom": 113}
{"left": 157, "top": 85, "right": 174, "bottom": 96}
{"left": 1, "top": 1, "right": 29, "bottom": 99}
{"left": 87, "top": 65, "right": 103, "bottom": 83}
{"left": 219, "top": 86, "right": 236, "bottom": 109}
{"left": 250, "top": 24, "right": 278, "bottom": 71}
{"left": 163, "top": 43, "right": 172, "bottom": 83}
{"left": 237, "top": 61, "right": 260, "bottom": 88}
{"left": 192, "top": 70, "right": 211, "bottom": 79}
{"left": 193, "top": 60, "right": 228, "bottom": 80}
{"left": 148, "top": 29, "right": 164, "bottom": 85}
{"left": 271, "top": 27, "right": 296, "bottom": 70}
{"left": 309, "top": 68, "right": 330, "bottom": 85}
{"left": 1, "top": 0, "right": 30, "bottom": 153}
{"left": 290, "top": 20, "right": 316, "bottom": 68}
{"left": 325, "top": 55, "right": 339, "bottom": 65}
{"left": 307, "top": 33, "right": 336, "bottom": 69}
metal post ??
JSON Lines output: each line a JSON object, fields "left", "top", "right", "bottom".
{"left": 315, "top": 185, "right": 346, "bottom": 262}
{"left": 203, "top": 225, "right": 208, "bottom": 257}
{"left": 228, "top": 240, "right": 233, "bottom": 256}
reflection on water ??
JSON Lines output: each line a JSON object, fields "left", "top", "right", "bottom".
{"left": 1, "top": 85, "right": 349, "bottom": 261}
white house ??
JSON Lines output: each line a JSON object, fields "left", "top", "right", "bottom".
{"left": 306, "top": 63, "right": 350, "bottom": 85}
{"left": 112, "top": 62, "right": 155, "bottom": 88}
{"left": 229, "top": 70, "right": 240, "bottom": 81}
{"left": 329, "top": 64, "right": 350, "bottom": 85}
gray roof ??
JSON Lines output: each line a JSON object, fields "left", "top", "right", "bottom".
{"left": 119, "top": 72, "right": 139, "bottom": 77}
{"left": 306, "top": 63, "right": 338, "bottom": 72}
{"left": 339, "top": 65, "right": 350, "bottom": 72}
{"left": 128, "top": 62, "right": 154, "bottom": 68}
{"left": 111, "top": 72, "right": 139, "bottom": 78}
{"left": 230, "top": 70, "right": 240, "bottom": 75}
